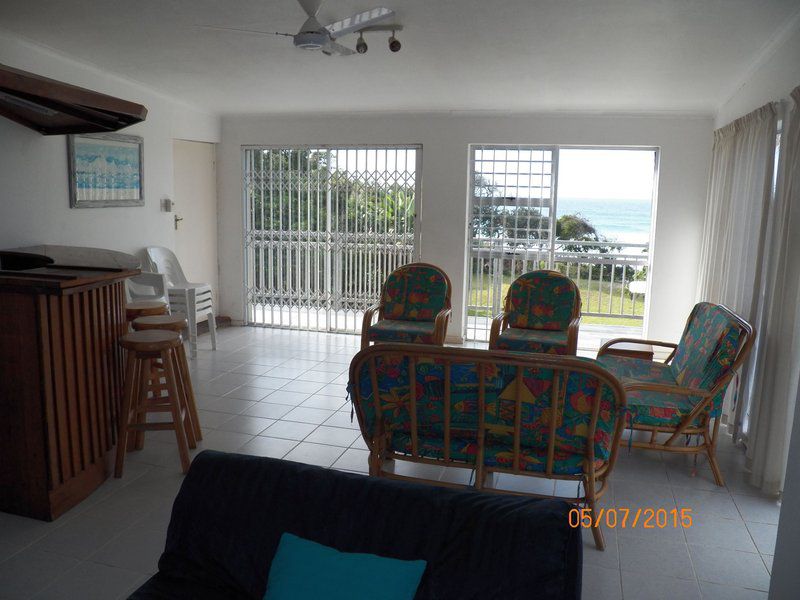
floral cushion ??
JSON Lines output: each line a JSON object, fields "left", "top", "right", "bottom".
{"left": 352, "top": 353, "right": 622, "bottom": 473}
{"left": 382, "top": 264, "right": 449, "bottom": 322}
{"left": 506, "top": 271, "right": 578, "bottom": 331}
{"left": 368, "top": 320, "right": 437, "bottom": 345}
{"left": 597, "top": 354, "right": 715, "bottom": 427}
{"left": 484, "top": 363, "right": 619, "bottom": 462}
{"left": 494, "top": 328, "right": 570, "bottom": 354}
{"left": 389, "top": 432, "right": 604, "bottom": 475}
{"left": 670, "top": 302, "right": 743, "bottom": 390}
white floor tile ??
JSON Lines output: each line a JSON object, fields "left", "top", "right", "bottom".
{"left": 618, "top": 536, "right": 695, "bottom": 580}
{"left": 283, "top": 406, "right": 336, "bottom": 425}
{"left": 216, "top": 415, "right": 276, "bottom": 435}
{"left": 304, "top": 426, "right": 361, "bottom": 447}
{"left": 238, "top": 436, "right": 298, "bottom": 459}
{"left": 745, "top": 521, "right": 778, "bottom": 555}
{"left": 261, "top": 420, "right": 318, "bottom": 441}
{"left": 243, "top": 402, "right": 294, "bottom": 419}
{"left": 32, "top": 560, "right": 146, "bottom": 600}
{"left": 689, "top": 544, "right": 770, "bottom": 591}
{"left": 90, "top": 527, "right": 167, "bottom": 574}
{"left": 732, "top": 494, "right": 782, "bottom": 524}
{"left": 581, "top": 564, "right": 622, "bottom": 600}
{"left": 698, "top": 581, "right": 768, "bottom": 600}
{"left": 0, "top": 547, "right": 80, "bottom": 599}
{"left": 331, "top": 448, "right": 370, "bottom": 473}
{"left": 283, "top": 442, "right": 346, "bottom": 468}
{"left": 620, "top": 570, "right": 701, "bottom": 599}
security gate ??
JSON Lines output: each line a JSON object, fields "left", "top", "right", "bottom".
{"left": 243, "top": 146, "right": 420, "bottom": 332}
{"left": 466, "top": 145, "right": 558, "bottom": 341}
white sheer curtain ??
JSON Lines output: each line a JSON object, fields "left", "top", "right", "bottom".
{"left": 745, "top": 88, "right": 800, "bottom": 494}
{"left": 696, "top": 103, "right": 778, "bottom": 437}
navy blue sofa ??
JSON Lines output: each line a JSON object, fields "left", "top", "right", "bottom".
{"left": 130, "top": 451, "right": 582, "bottom": 599}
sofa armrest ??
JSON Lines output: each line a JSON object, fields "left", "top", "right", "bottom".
{"left": 433, "top": 307, "right": 452, "bottom": 345}
{"left": 361, "top": 303, "right": 381, "bottom": 350}
{"left": 598, "top": 337, "right": 678, "bottom": 362}
{"left": 488, "top": 312, "right": 509, "bottom": 349}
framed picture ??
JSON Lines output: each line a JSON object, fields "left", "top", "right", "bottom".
{"left": 68, "top": 133, "right": 144, "bottom": 208}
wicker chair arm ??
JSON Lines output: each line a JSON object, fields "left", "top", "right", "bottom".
{"left": 433, "top": 307, "right": 452, "bottom": 345}
{"left": 622, "top": 381, "right": 708, "bottom": 399}
{"left": 360, "top": 303, "right": 382, "bottom": 349}
{"left": 488, "top": 312, "right": 509, "bottom": 349}
{"left": 597, "top": 338, "right": 678, "bottom": 362}
{"left": 567, "top": 316, "right": 581, "bottom": 355}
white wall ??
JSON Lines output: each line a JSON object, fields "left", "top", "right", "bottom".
{"left": 218, "top": 112, "right": 713, "bottom": 341}
{"left": 716, "top": 20, "right": 800, "bottom": 127}
{"left": 0, "top": 32, "right": 220, "bottom": 262}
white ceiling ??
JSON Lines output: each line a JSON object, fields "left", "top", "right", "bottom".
{"left": 0, "top": 0, "right": 798, "bottom": 115}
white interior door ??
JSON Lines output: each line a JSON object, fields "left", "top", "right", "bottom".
{"left": 172, "top": 140, "right": 219, "bottom": 309}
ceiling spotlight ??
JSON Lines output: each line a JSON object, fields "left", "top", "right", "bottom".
{"left": 356, "top": 33, "right": 368, "bottom": 54}
{"left": 388, "top": 31, "right": 401, "bottom": 52}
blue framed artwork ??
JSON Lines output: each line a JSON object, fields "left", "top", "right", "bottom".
{"left": 68, "top": 133, "right": 144, "bottom": 208}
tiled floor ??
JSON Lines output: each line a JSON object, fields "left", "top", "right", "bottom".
{"left": 0, "top": 327, "right": 781, "bottom": 599}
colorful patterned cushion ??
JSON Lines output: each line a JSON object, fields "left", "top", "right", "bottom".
{"left": 494, "top": 328, "right": 570, "bottom": 354}
{"left": 505, "top": 271, "right": 578, "bottom": 331}
{"left": 485, "top": 363, "right": 619, "bottom": 462}
{"left": 353, "top": 353, "right": 622, "bottom": 473}
{"left": 597, "top": 353, "right": 719, "bottom": 427}
{"left": 368, "top": 320, "right": 437, "bottom": 345}
{"left": 382, "top": 265, "right": 449, "bottom": 322}
{"left": 670, "top": 302, "right": 743, "bottom": 390}
{"left": 389, "top": 433, "right": 603, "bottom": 475}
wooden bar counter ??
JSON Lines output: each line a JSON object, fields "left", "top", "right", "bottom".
{"left": 0, "top": 250, "right": 138, "bottom": 520}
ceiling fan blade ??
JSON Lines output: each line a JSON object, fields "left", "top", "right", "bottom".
{"left": 196, "top": 25, "right": 292, "bottom": 37}
{"left": 297, "top": 0, "right": 324, "bottom": 18}
{"left": 325, "top": 7, "right": 394, "bottom": 39}
{"left": 322, "top": 41, "right": 356, "bottom": 56}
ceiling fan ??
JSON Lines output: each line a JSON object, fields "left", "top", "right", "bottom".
{"left": 199, "top": 0, "right": 403, "bottom": 56}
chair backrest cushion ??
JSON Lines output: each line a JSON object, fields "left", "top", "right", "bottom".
{"left": 351, "top": 348, "right": 623, "bottom": 466}
{"left": 145, "top": 246, "right": 188, "bottom": 287}
{"left": 506, "top": 271, "right": 578, "bottom": 331}
{"left": 670, "top": 303, "right": 745, "bottom": 392}
{"left": 382, "top": 264, "right": 449, "bottom": 322}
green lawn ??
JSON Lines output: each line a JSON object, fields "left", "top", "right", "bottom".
{"left": 467, "top": 273, "right": 645, "bottom": 327}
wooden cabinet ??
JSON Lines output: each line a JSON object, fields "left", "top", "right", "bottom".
{"left": 0, "top": 265, "right": 137, "bottom": 520}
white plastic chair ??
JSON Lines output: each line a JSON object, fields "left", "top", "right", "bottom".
{"left": 125, "top": 272, "right": 170, "bottom": 306}
{"left": 144, "top": 246, "right": 217, "bottom": 358}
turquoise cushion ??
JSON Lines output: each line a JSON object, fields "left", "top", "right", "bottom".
{"left": 264, "top": 533, "right": 427, "bottom": 600}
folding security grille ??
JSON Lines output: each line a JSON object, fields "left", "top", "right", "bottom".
{"left": 466, "top": 145, "right": 558, "bottom": 341}
{"left": 243, "top": 146, "right": 420, "bottom": 332}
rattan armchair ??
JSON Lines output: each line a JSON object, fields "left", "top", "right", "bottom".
{"left": 361, "top": 263, "right": 452, "bottom": 350}
{"left": 597, "top": 303, "right": 754, "bottom": 486}
{"left": 489, "top": 270, "right": 581, "bottom": 355}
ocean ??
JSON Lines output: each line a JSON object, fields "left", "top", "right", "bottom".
{"left": 557, "top": 198, "right": 652, "bottom": 244}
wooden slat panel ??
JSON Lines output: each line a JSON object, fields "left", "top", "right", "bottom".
{"left": 60, "top": 295, "right": 81, "bottom": 473}
{"left": 82, "top": 291, "right": 100, "bottom": 461}
{"left": 90, "top": 288, "right": 108, "bottom": 453}
{"left": 72, "top": 295, "right": 91, "bottom": 468}
{"left": 49, "top": 295, "right": 71, "bottom": 481}
{"left": 37, "top": 295, "right": 60, "bottom": 488}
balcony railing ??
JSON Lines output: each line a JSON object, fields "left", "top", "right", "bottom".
{"left": 466, "top": 239, "right": 649, "bottom": 340}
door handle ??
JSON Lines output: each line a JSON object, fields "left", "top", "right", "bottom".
{"left": 174, "top": 215, "right": 184, "bottom": 230}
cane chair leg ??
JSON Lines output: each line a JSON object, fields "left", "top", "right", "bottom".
{"left": 585, "top": 474, "right": 605, "bottom": 550}
{"left": 706, "top": 418, "right": 725, "bottom": 487}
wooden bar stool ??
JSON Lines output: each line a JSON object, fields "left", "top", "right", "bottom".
{"left": 131, "top": 313, "right": 202, "bottom": 441}
{"left": 125, "top": 300, "right": 168, "bottom": 323}
{"left": 115, "top": 330, "right": 196, "bottom": 477}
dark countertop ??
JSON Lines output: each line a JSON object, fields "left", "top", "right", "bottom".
{"left": 0, "top": 246, "right": 140, "bottom": 293}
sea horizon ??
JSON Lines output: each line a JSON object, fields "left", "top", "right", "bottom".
{"left": 557, "top": 197, "right": 652, "bottom": 244}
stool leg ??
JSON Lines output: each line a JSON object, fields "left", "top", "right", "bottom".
{"left": 176, "top": 343, "right": 202, "bottom": 440}
{"left": 132, "top": 357, "right": 151, "bottom": 452}
{"left": 162, "top": 349, "right": 191, "bottom": 473}
{"left": 171, "top": 349, "right": 197, "bottom": 450}
{"left": 115, "top": 353, "right": 138, "bottom": 478}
